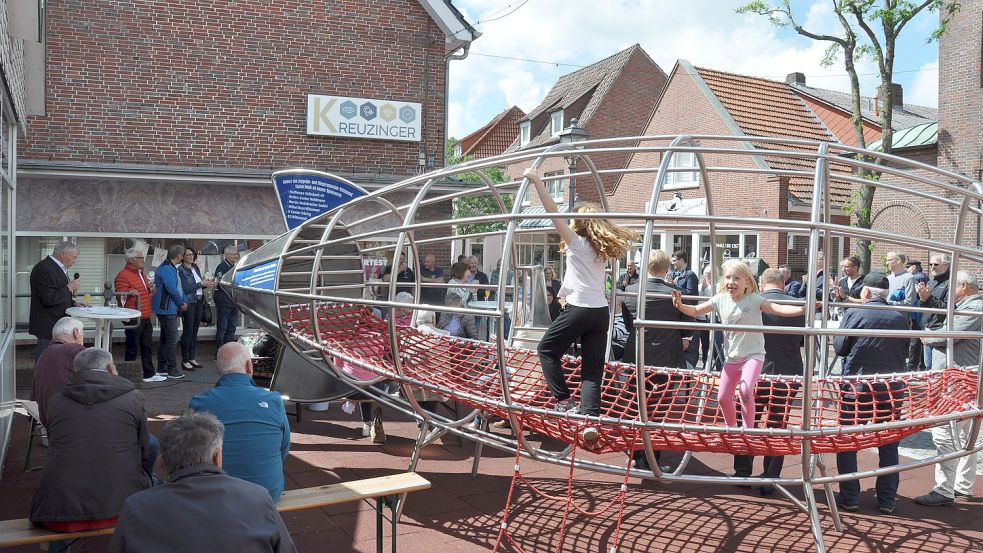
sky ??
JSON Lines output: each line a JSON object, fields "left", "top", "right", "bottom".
{"left": 446, "top": 0, "right": 943, "bottom": 139}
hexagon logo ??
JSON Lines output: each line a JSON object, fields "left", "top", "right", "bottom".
{"left": 360, "top": 102, "right": 377, "bottom": 120}
{"left": 379, "top": 103, "right": 397, "bottom": 122}
{"left": 339, "top": 100, "right": 358, "bottom": 120}
{"left": 399, "top": 105, "right": 416, "bottom": 124}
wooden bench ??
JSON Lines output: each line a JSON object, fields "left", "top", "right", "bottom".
{"left": 0, "top": 472, "right": 431, "bottom": 552}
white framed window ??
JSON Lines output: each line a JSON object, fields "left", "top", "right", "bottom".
{"left": 666, "top": 151, "right": 699, "bottom": 185}
{"left": 452, "top": 143, "right": 462, "bottom": 158}
{"left": 550, "top": 111, "right": 564, "bottom": 137}
{"left": 519, "top": 121, "right": 531, "bottom": 146}
{"left": 544, "top": 170, "right": 564, "bottom": 201}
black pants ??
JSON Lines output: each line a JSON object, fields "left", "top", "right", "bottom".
{"left": 180, "top": 301, "right": 203, "bottom": 363}
{"left": 538, "top": 304, "right": 609, "bottom": 416}
{"left": 125, "top": 318, "right": 155, "bottom": 378}
{"left": 733, "top": 381, "right": 802, "bottom": 478}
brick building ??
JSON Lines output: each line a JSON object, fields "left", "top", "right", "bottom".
{"left": 14, "top": 0, "right": 478, "bottom": 323}
{"left": 453, "top": 105, "right": 525, "bottom": 161}
{"left": 499, "top": 44, "right": 669, "bottom": 270}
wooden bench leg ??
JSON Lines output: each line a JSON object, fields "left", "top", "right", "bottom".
{"left": 374, "top": 495, "right": 398, "bottom": 553}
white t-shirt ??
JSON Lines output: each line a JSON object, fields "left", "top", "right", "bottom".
{"left": 708, "top": 292, "right": 766, "bottom": 362}
{"left": 558, "top": 235, "right": 608, "bottom": 308}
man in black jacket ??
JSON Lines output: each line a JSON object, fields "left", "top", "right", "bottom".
{"left": 213, "top": 245, "right": 240, "bottom": 349}
{"left": 109, "top": 411, "right": 296, "bottom": 553}
{"left": 29, "top": 241, "right": 82, "bottom": 360}
{"left": 916, "top": 254, "right": 950, "bottom": 370}
{"left": 832, "top": 273, "right": 908, "bottom": 515}
{"left": 622, "top": 249, "right": 692, "bottom": 472}
{"left": 31, "top": 348, "right": 156, "bottom": 532}
{"left": 733, "top": 268, "right": 804, "bottom": 492}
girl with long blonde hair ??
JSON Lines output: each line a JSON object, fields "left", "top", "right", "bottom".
{"left": 523, "top": 167, "right": 637, "bottom": 445}
{"left": 671, "top": 259, "right": 808, "bottom": 429}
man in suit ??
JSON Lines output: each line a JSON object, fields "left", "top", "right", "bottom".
{"left": 733, "top": 268, "right": 804, "bottom": 493}
{"left": 29, "top": 241, "right": 82, "bottom": 360}
{"left": 780, "top": 265, "right": 802, "bottom": 298}
{"left": 622, "top": 249, "right": 693, "bottom": 472}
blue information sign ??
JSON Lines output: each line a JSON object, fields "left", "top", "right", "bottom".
{"left": 233, "top": 259, "right": 280, "bottom": 291}
{"left": 272, "top": 170, "right": 367, "bottom": 230}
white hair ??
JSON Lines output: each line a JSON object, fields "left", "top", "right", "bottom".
{"left": 223, "top": 245, "right": 238, "bottom": 256}
{"left": 865, "top": 287, "right": 889, "bottom": 300}
{"left": 956, "top": 271, "right": 978, "bottom": 289}
{"left": 52, "top": 316, "right": 83, "bottom": 340}
{"left": 53, "top": 241, "right": 77, "bottom": 255}
{"left": 124, "top": 247, "right": 143, "bottom": 260}
{"left": 216, "top": 342, "right": 251, "bottom": 376}
{"left": 395, "top": 291, "right": 414, "bottom": 304}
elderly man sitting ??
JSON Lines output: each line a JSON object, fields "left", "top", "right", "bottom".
{"left": 30, "top": 348, "right": 156, "bottom": 536}
{"left": 31, "top": 316, "right": 86, "bottom": 427}
{"left": 189, "top": 342, "right": 291, "bottom": 500}
{"left": 109, "top": 411, "right": 296, "bottom": 553}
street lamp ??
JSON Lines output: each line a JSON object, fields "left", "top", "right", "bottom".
{"left": 558, "top": 117, "right": 589, "bottom": 214}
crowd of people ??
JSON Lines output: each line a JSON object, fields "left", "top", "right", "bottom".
{"left": 22, "top": 215, "right": 979, "bottom": 540}
{"left": 29, "top": 241, "right": 244, "bottom": 384}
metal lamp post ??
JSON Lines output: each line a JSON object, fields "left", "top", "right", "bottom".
{"left": 558, "top": 118, "right": 589, "bottom": 214}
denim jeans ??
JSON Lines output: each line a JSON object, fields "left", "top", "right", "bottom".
{"left": 215, "top": 305, "right": 238, "bottom": 348}
{"left": 157, "top": 314, "right": 179, "bottom": 374}
{"left": 180, "top": 301, "right": 203, "bottom": 363}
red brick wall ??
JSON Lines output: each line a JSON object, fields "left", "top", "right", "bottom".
{"left": 22, "top": 0, "right": 447, "bottom": 174}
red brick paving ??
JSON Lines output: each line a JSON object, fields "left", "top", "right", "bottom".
{"left": 2, "top": 402, "right": 981, "bottom": 552}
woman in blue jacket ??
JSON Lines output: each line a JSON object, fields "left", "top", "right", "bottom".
{"left": 177, "top": 248, "right": 215, "bottom": 370}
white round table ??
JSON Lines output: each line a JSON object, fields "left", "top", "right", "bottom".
{"left": 66, "top": 306, "right": 142, "bottom": 351}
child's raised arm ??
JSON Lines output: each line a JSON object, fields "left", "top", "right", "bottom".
{"left": 523, "top": 168, "right": 577, "bottom": 245}
{"left": 671, "top": 289, "right": 714, "bottom": 318}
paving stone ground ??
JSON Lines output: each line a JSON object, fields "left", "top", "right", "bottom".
{"left": 2, "top": 342, "right": 981, "bottom": 552}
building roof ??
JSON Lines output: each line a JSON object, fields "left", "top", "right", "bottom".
{"left": 456, "top": 106, "right": 526, "bottom": 160}
{"left": 691, "top": 65, "right": 852, "bottom": 205}
{"left": 517, "top": 205, "right": 571, "bottom": 228}
{"left": 791, "top": 83, "right": 937, "bottom": 131}
{"left": 417, "top": 0, "right": 481, "bottom": 54}
{"left": 507, "top": 44, "right": 652, "bottom": 152}
{"left": 867, "top": 121, "right": 938, "bottom": 151}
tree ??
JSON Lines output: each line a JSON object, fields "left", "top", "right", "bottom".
{"left": 446, "top": 138, "right": 513, "bottom": 236}
{"left": 737, "top": 0, "right": 958, "bottom": 272}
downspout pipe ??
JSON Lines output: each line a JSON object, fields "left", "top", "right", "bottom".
{"left": 444, "top": 42, "right": 471, "bottom": 168}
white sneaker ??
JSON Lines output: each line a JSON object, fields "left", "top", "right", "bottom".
{"left": 361, "top": 423, "right": 371, "bottom": 437}
{"left": 143, "top": 374, "right": 167, "bottom": 383}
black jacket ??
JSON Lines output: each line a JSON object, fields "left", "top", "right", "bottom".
{"left": 833, "top": 297, "right": 908, "bottom": 376}
{"left": 109, "top": 464, "right": 296, "bottom": 553}
{"left": 621, "top": 278, "right": 692, "bottom": 369}
{"left": 213, "top": 258, "right": 236, "bottom": 308}
{"left": 31, "top": 370, "right": 151, "bottom": 523}
{"left": 760, "top": 289, "right": 805, "bottom": 376}
{"left": 922, "top": 271, "right": 950, "bottom": 330}
{"left": 836, "top": 274, "right": 865, "bottom": 302}
{"left": 29, "top": 256, "right": 76, "bottom": 339}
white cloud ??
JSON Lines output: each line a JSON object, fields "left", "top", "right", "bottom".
{"left": 906, "top": 61, "right": 939, "bottom": 108}
{"left": 447, "top": 0, "right": 939, "bottom": 137}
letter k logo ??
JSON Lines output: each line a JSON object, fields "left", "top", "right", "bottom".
{"left": 311, "top": 97, "right": 337, "bottom": 133}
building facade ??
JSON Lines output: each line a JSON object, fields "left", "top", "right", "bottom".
{"left": 16, "top": 0, "right": 477, "bottom": 330}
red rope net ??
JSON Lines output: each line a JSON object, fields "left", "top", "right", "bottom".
{"left": 282, "top": 303, "right": 980, "bottom": 456}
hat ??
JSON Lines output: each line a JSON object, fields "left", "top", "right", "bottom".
{"left": 862, "top": 272, "right": 890, "bottom": 289}
{"left": 905, "top": 260, "right": 921, "bottom": 268}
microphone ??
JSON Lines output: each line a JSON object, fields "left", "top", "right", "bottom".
{"left": 73, "top": 272, "right": 80, "bottom": 280}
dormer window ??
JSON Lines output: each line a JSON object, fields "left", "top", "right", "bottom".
{"left": 666, "top": 151, "right": 699, "bottom": 185}
{"left": 519, "top": 121, "right": 531, "bottom": 146}
{"left": 453, "top": 143, "right": 462, "bottom": 158}
{"left": 550, "top": 111, "right": 564, "bottom": 137}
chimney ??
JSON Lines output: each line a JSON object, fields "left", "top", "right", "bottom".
{"left": 785, "top": 72, "right": 806, "bottom": 86}
{"left": 889, "top": 83, "right": 903, "bottom": 110}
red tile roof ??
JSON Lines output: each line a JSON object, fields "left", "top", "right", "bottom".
{"left": 456, "top": 106, "right": 525, "bottom": 160}
{"left": 693, "top": 67, "right": 853, "bottom": 205}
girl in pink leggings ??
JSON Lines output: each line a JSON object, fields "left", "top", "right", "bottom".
{"left": 672, "top": 260, "right": 808, "bottom": 428}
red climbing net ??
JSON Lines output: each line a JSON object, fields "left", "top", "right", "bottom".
{"left": 282, "top": 303, "right": 980, "bottom": 456}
